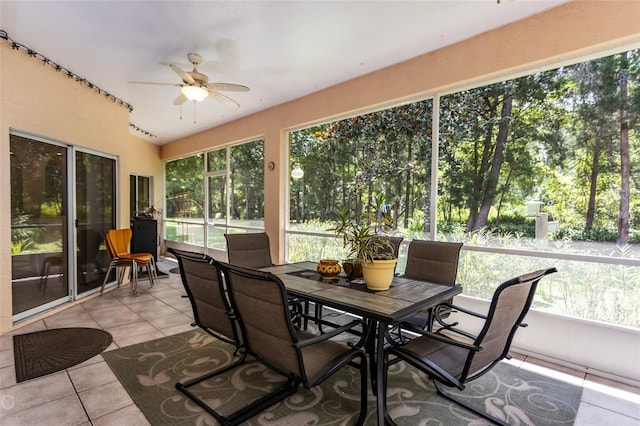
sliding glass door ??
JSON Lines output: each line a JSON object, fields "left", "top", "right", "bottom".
{"left": 10, "top": 133, "right": 116, "bottom": 321}
{"left": 75, "top": 150, "right": 116, "bottom": 296}
{"left": 10, "top": 135, "right": 70, "bottom": 318}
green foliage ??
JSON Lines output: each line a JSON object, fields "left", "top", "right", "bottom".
{"left": 10, "top": 215, "right": 42, "bottom": 253}
{"left": 327, "top": 195, "right": 396, "bottom": 264}
{"left": 486, "top": 214, "right": 536, "bottom": 238}
{"left": 290, "top": 48, "right": 640, "bottom": 244}
{"left": 553, "top": 226, "right": 640, "bottom": 243}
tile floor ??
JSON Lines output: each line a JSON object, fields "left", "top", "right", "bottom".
{"left": 1, "top": 259, "right": 639, "bottom": 425}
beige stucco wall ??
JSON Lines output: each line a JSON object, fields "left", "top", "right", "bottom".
{"left": 161, "top": 0, "right": 640, "bottom": 263}
{"left": 0, "top": 43, "right": 162, "bottom": 333}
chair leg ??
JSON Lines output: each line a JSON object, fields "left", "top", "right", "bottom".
{"left": 176, "top": 354, "right": 299, "bottom": 426}
{"left": 380, "top": 348, "right": 399, "bottom": 426}
{"left": 40, "top": 262, "right": 50, "bottom": 294}
{"left": 433, "top": 380, "right": 510, "bottom": 426}
{"left": 100, "top": 260, "right": 116, "bottom": 295}
{"left": 132, "top": 260, "right": 139, "bottom": 296}
{"left": 146, "top": 257, "right": 157, "bottom": 290}
{"left": 356, "top": 352, "right": 368, "bottom": 426}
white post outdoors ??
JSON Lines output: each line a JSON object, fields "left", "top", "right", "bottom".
{"left": 535, "top": 212, "right": 548, "bottom": 239}
{"left": 430, "top": 95, "right": 440, "bottom": 239}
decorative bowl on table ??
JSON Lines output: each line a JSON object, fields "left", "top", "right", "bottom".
{"left": 317, "top": 259, "right": 341, "bottom": 280}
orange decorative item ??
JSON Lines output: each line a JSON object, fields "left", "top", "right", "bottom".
{"left": 317, "top": 259, "right": 341, "bottom": 280}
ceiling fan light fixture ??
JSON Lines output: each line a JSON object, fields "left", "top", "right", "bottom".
{"left": 181, "top": 85, "right": 209, "bottom": 102}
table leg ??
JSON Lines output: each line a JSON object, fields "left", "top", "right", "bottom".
{"left": 375, "top": 321, "right": 387, "bottom": 426}
{"left": 365, "top": 319, "right": 378, "bottom": 392}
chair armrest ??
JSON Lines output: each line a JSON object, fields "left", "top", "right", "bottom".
{"left": 389, "top": 326, "right": 480, "bottom": 352}
{"left": 433, "top": 301, "right": 488, "bottom": 332}
{"left": 440, "top": 302, "right": 488, "bottom": 320}
{"left": 294, "top": 319, "right": 364, "bottom": 349}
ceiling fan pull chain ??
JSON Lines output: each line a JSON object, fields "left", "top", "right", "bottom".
{"left": 179, "top": 104, "right": 183, "bottom": 120}
{"left": 193, "top": 100, "right": 197, "bottom": 124}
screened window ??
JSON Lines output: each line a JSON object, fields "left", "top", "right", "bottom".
{"left": 287, "top": 49, "right": 640, "bottom": 329}
{"left": 164, "top": 139, "right": 265, "bottom": 250}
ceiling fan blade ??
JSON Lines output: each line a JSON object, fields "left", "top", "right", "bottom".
{"left": 128, "top": 81, "right": 182, "bottom": 87}
{"left": 207, "top": 82, "right": 249, "bottom": 92}
{"left": 170, "top": 64, "right": 196, "bottom": 85}
{"left": 207, "top": 90, "right": 240, "bottom": 108}
{"left": 173, "top": 93, "right": 188, "bottom": 106}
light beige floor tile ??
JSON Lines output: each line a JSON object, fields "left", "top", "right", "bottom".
{"left": 4, "top": 320, "right": 47, "bottom": 336}
{"left": 133, "top": 302, "right": 181, "bottom": 319}
{"left": 0, "top": 348, "right": 15, "bottom": 368}
{"left": 44, "top": 316, "right": 103, "bottom": 330}
{"left": 67, "top": 361, "right": 118, "bottom": 392}
{"left": 0, "top": 394, "right": 87, "bottom": 426}
{"left": 39, "top": 305, "right": 98, "bottom": 327}
{"left": 150, "top": 287, "right": 183, "bottom": 299}
{"left": 114, "top": 293, "right": 157, "bottom": 306}
{"left": 93, "top": 310, "right": 144, "bottom": 329}
{"left": 162, "top": 299, "right": 193, "bottom": 313}
{"left": 126, "top": 298, "right": 172, "bottom": 311}
{"left": 0, "top": 334, "right": 15, "bottom": 352}
{"left": 68, "top": 351, "right": 112, "bottom": 371}
{"left": 582, "top": 379, "right": 640, "bottom": 420}
{"left": 102, "top": 320, "right": 157, "bottom": 343}
{"left": 145, "top": 311, "right": 192, "bottom": 330}
{"left": 81, "top": 294, "right": 121, "bottom": 308}
{"left": 92, "top": 403, "right": 151, "bottom": 426}
{"left": 88, "top": 303, "right": 136, "bottom": 319}
{"left": 79, "top": 380, "right": 134, "bottom": 420}
{"left": 575, "top": 401, "right": 640, "bottom": 426}
{"left": 586, "top": 374, "right": 640, "bottom": 396}
{"left": 0, "top": 371, "right": 75, "bottom": 415}
{"left": 0, "top": 364, "right": 17, "bottom": 389}
{"left": 161, "top": 322, "right": 197, "bottom": 336}
{"left": 110, "top": 329, "right": 166, "bottom": 348}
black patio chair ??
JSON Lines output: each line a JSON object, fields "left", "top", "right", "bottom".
{"left": 169, "top": 248, "right": 244, "bottom": 355}
{"left": 225, "top": 232, "right": 309, "bottom": 328}
{"left": 178, "top": 261, "right": 369, "bottom": 426}
{"left": 383, "top": 267, "right": 557, "bottom": 426}
{"left": 399, "top": 239, "right": 463, "bottom": 332}
{"left": 224, "top": 232, "right": 274, "bottom": 268}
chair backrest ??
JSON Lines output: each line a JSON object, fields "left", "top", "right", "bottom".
{"left": 224, "top": 232, "right": 274, "bottom": 268}
{"left": 403, "top": 240, "right": 463, "bottom": 285}
{"left": 105, "top": 228, "right": 133, "bottom": 257}
{"left": 377, "top": 236, "right": 403, "bottom": 259}
{"left": 167, "top": 247, "right": 208, "bottom": 261}
{"left": 173, "top": 252, "right": 242, "bottom": 347}
{"left": 464, "top": 267, "right": 557, "bottom": 381}
{"left": 221, "top": 262, "right": 302, "bottom": 377}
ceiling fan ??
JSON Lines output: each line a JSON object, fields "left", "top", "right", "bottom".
{"left": 129, "top": 53, "right": 249, "bottom": 108}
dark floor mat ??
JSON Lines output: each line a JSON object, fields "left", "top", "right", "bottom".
{"left": 13, "top": 327, "right": 112, "bottom": 382}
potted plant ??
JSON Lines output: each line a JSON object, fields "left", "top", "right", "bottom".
{"left": 328, "top": 195, "right": 397, "bottom": 290}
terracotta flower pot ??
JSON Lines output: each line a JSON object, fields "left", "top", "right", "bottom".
{"left": 342, "top": 261, "right": 363, "bottom": 279}
{"left": 317, "top": 259, "right": 341, "bottom": 280}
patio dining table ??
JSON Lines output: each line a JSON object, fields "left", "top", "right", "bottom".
{"left": 262, "top": 261, "right": 463, "bottom": 426}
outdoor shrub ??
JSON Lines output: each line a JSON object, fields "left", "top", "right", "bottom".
{"left": 485, "top": 215, "right": 535, "bottom": 238}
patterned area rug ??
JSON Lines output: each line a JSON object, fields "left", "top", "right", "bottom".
{"left": 14, "top": 327, "right": 112, "bottom": 383}
{"left": 103, "top": 329, "right": 582, "bottom": 425}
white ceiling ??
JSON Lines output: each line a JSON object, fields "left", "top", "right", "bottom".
{"left": 1, "top": 0, "right": 568, "bottom": 145}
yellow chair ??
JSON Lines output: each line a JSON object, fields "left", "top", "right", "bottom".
{"left": 100, "top": 228, "right": 156, "bottom": 296}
